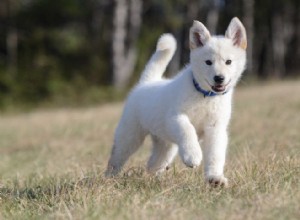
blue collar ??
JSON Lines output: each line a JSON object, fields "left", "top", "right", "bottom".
{"left": 192, "top": 76, "right": 227, "bottom": 97}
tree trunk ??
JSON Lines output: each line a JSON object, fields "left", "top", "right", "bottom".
{"left": 294, "top": 4, "right": 300, "bottom": 74}
{"left": 271, "top": 13, "right": 285, "bottom": 78}
{"left": 282, "top": 3, "right": 295, "bottom": 76}
{"left": 6, "top": 0, "right": 18, "bottom": 75}
{"left": 243, "top": 0, "right": 254, "bottom": 74}
{"left": 112, "top": 0, "right": 142, "bottom": 90}
{"left": 206, "top": 2, "right": 219, "bottom": 35}
{"left": 169, "top": 0, "right": 200, "bottom": 77}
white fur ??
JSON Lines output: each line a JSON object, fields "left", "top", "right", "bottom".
{"left": 106, "top": 18, "right": 247, "bottom": 187}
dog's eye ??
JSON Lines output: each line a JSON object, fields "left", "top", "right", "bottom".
{"left": 205, "top": 60, "right": 212, "bottom": 66}
{"left": 225, "top": 60, "right": 232, "bottom": 65}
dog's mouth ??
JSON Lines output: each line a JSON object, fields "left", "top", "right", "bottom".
{"left": 206, "top": 79, "right": 231, "bottom": 93}
{"left": 212, "top": 84, "right": 226, "bottom": 92}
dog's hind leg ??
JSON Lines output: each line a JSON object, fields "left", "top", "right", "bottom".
{"left": 105, "top": 121, "right": 146, "bottom": 177}
{"left": 147, "top": 135, "right": 178, "bottom": 174}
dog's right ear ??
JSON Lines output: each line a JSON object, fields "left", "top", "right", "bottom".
{"left": 189, "top": 21, "right": 211, "bottom": 50}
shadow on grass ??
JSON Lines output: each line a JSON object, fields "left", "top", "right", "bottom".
{"left": 0, "top": 167, "right": 163, "bottom": 202}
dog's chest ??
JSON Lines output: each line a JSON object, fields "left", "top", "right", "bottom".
{"left": 183, "top": 96, "right": 230, "bottom": 132}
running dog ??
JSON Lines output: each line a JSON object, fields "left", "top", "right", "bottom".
{"left": 106, "top": 17, "right": 247, "bottom": 187}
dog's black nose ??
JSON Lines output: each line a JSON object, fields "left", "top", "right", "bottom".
{"left": 214, "top": 75, "right": 225, "bottom": 84}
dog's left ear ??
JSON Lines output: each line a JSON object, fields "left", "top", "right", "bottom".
{"left": 225, "top": 17, "right": 247, "bottom": 50}
{"left": 190, "top": 21, "right": 211, "bottom": 50}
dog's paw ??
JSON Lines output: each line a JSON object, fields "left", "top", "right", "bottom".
{"left": 180, "top": 145, "right": 202, "bottom": 168}
{"left": 182, "top": 154, "right": 202, "bottom": 168}
{"left": 147, "top": 165, "right": 169, "bottom": 175}
{"left": 206, "top": 175, "right": 228, "bottom": 187}
{"left": 104, "top": 165, "right": 120, "bottom": 178}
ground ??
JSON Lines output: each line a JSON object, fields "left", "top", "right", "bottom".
{"left": 0, "top": 81, "right": 299, "bottom": 219}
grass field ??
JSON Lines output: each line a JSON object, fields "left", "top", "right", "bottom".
{"left": 0, "top": 81, "right": 299, "bottom": 219}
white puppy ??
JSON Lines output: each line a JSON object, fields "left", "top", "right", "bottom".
{"left": 106, "top": 17, "right": 247, "bottom": 187}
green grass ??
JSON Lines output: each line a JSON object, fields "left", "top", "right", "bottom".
{"left": 0, "top": 81, "right": 299, "bottom": 219}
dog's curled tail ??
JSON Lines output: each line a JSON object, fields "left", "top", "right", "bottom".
{"left": 139, "top": 34, "right": 176, "bottom": 84}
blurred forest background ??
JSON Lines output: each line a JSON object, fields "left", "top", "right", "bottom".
{"left": 0, "top": 0, "right": 299, "bottom": 108}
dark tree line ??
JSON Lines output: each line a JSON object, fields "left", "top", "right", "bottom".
{"left": 0, "top": 0, "right": 299, "bottom": 105}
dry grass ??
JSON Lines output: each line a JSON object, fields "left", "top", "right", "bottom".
{"left": 0, "top": 81, "right": 299, "bottom": 219}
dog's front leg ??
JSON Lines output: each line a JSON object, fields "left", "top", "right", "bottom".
{"left": 167, "top": 114, "right": 202, "bottom": 168}
{"left": 203, "top": 125, "right": 228, "bottom": 187}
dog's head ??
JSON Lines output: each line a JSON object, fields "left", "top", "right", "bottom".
{"left": 189, "top": 17, "right": 247, "bottom": 94}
